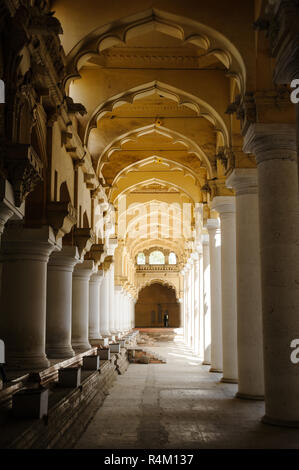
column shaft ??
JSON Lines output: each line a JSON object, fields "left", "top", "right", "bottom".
{"left": 72, "top": 260, "right": 94, "bottom": 352}
{"left": 227, "top": 169, "right": 264, "bottom": 399}
{"left": 46, "top": 246, "right": 79, "bottom": 358}
{"left": 244, "top": 123, "right": 299, "bottom": 425}
{"left": 202, "top": 235, "right": 211, "bottom": 365}
{"left": 207, "top": 219, "right": 223, "bottom": 373}
{"left": 0, "top": 224, "right": 56, "bottom": 369}
{"left": 211, "top": 197, "right": 238, "bottom": 383}
{"left": 89, "top": 270, "right": 103, "bottom": 341}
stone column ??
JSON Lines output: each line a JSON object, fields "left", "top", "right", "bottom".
{"left": 72, "top": 260, "right": 95, "bottom": 352}
{"left": 0, "top": 223, "right": 57, "bottom": 369}
{"left": 131, "top": 297, "right": 136, "bottom": 329}
{"left": 178, "top": 298, "right": 183, "bottom": 328}
{"left": 89, "top": 269, "right": 104, "bottom": 341}
{"left": 190, "top": 258, "right": 195, "bottom": 350}
{"left": 244, "top": 123, "right": 299, "bottom": 425}
{"left": 193, "top": 254, "right": 200, "bottom": 355}
{"left": 181, "top": 269, "right": 187, "bottom": 342}
{"left": 206, "top": 219, "right": 223, "bottom": 373}
{"left": 100, "top": 270, "right": 111, "bottom": 337}
{"left": 124, "top": 292, "right": 130, "bottom": 331}
{"left": 46, "top": 246, "right": 79, "bottom": 359}
{"left": 114, "top": 286, "right": 122, "bottom": 333}
{"left": 186, "top": 263, "right": 192, "bottom": 347}
{"left": 119, "top": 290, "right": 125, "bottom": 332}
{"left": 202, "top": 234, "right": 211, "bottom": 365}
{"left": 211, "top": 197, "right": 238, "bottom": 383}
{"left": 183, "top": 269, "right": 188, "bottom": 341}
{"left": 108, "top": 263, "right": 117, "bottom": 335}
{"left": 198, "top": 249, "right": 205, "bottom": 360}
{"left": 226, "top": 169, "right": 264, "bottom": 399}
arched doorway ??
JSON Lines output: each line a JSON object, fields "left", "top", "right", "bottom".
{"left": 135, "top": 283, "right": 180, "bottom": 328}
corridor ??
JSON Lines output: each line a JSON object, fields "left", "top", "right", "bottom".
{"left": 75, "top": 337, "right": 299, "bottom": 449}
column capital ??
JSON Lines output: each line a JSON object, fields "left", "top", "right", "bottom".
{"left": 1, "top": 222, "right": 58, "bottom": 261}
{"left": 206, "top": 218, "right": 220, "bottom": 232}
{"left": 226, "top": 168, "right": 258, "bottom": 195}
{"left": 90, "top": 271, "right": 104, "bottom": 284}
{"left": 243, "top": 123, "right": 297, "bottom": 164}
{"left": 73, "top": 260, "right": 95, "bottom": 279}
{"left": 48, "top": 246, "right": 79, "bottom": 271}
{"left": 211, "top": 196, "right": 236, "bottom": 215}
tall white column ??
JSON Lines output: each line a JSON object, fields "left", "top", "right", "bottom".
{"left": 114, "top": 286, "right": 120, "bottom": 333}
{"left": 193, "top": 254, "right": 200, "bottom": 355}
{"left": 108, "top": 263, "right": 117, "bottom": 334}
{"left": 226, "top": 169, "right": 264, "bottom": 400}
{"left": 119, "top": 290, "right": 125, "bottom": 332}
{"left": 46, "top": 246, "right": 79, "bottom": 358}
{"left": 198, "top": 249, "right": 205, "bottom": 360}
{"left": 125, "top": 292, "right": 130, "bottom": 331}
{"left": 202, "top": 234, "right": 211, "bottom": 365}
{"left": 89, "top": 269, "right": 104, "bottom": 341}
{"left": 244, "top": 123, "right": 299, "bottom": 425}
{"left": 186, "top": 264, "right": 192, "bottom": 347}
{"left": 72, "top": 260, "right": 95, "bottom": 352}
{"left": 190, "top": 259, "right": 195, "bottom": 350}
{"left": 100, "top": 270, "right": 111, "bottom": 337}
{"left": 206, "top": 219, "right": 222, "bottom": 373}
{"left": 178, "top": 298, "right": 183, "bottom": 328}
{"left": 182, "top": 269, "right": 188, "bottom": 343}
{"left": 131, "top": 296, "right": 136, "bottom": 329}
{"left": 0, "top": 223, "right": 57, "bottom": 369}
{"left": 211, "top": 197, "right": 238, "bottom": 383}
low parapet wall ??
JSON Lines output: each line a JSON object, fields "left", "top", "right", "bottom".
{"left": 0, "top": 348, "right": 130, "bottom": 449}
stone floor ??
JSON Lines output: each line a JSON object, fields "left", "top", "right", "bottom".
{"left": 75, "top": 336, "right": 299, "bottom": 449}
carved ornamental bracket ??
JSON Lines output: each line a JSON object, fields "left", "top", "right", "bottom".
{"left": 47, "top": 201, "right": 77, "bottom": 241}
{"left": 64, "top": 227, "right": 95, "bottom": 258}
{"left": 85, "top": 243, "right": 105, "bottom": 264}
{"left": 102, "top": 255, "right": 114, "bottom": 272}
{"left": 4, "top": 143, "right": 43, "bottom": 207}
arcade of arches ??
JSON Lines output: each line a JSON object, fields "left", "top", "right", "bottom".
{"left": 0, "top": 0, "right": 299, "bottom": 448}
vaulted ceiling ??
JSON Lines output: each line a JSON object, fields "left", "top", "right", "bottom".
{"left": 52, "top": 0, "right": 255, "bottom": 260}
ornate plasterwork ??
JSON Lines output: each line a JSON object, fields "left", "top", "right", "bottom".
{"left": 47, "top": 201, "right": 77, "bottom": 241}
{"left": 4, "top": 143, "right": 43, "bottom": 207}
{"left": 98, "top": 123, "right": 212, "bottom": 178}
{"left": 130, "top": 182, "right": 179, "bottom": 194}
{"left": 64, "top": 9, "right": 245, "bottom": 93}
{"left": 64, "top": 227, "right": 96, "bottom": 258}
{"left": 86, "top": 81, "right": 229, "bottom": 147}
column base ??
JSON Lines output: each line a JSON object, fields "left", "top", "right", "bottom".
{"left": 89, "top": 338, "right": 103, "bottom": 345}
{"left": 46, "top": 345, "right": 75, "bottom": 359}
{"left": 262, "top": 415, "right": 299, "bottom": 428}
{"left": 209, "top": 367, "right": 223, "bottom": 373}
{"left": 202, "top": 361, "right": 211, "bottom": 366}
{"left": 72, "top": 342, "right": 92, "bottom": 353}
{"left": 220, "top": 377, "right": 238, "bottom": 384}
{"left": 236, "top": 392, "right": 264, "bottom": 401}
{"left": 101, "top": 331, "right": 111, "bottom": 337}
{"left": 6, "top": 353, "right": 50, "bottom": 371}
{"left": 109, "top": 330, "right": 118, "bottom": 336}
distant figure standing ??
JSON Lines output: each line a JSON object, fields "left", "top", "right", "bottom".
{"left": 163, "top": 311, "right": 169, "bottom": 328}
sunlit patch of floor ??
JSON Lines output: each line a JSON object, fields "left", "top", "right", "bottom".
{"left": 75, "top": 341, "right": 299, "bottom": 449}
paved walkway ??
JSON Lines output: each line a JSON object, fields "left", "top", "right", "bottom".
{"left": 75, "top": 338, "right": 299, "bottom": 449}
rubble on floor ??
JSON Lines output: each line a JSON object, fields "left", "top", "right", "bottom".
{"left": 127, "top": 347, "right": 166, "bottom": 364}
